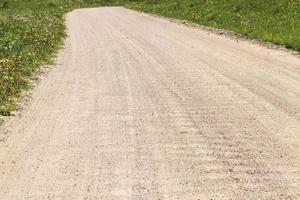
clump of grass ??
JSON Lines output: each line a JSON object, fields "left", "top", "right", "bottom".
{"left": 126, "top": 0, "right": 300, "bottom": 51}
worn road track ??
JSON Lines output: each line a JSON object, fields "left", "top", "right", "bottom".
{"left": 1, "top": 7, "right": 300, "bottom": 200}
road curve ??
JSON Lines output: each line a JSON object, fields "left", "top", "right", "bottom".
{"left": 1, "top": 7, "right": 300, "bottom": 200}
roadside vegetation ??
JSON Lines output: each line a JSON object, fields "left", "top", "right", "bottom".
{"left": 126, "top": 0, "right": 300, "bottom": 51}
{"left": 1, "top": 0, "right": 299, "bottom": 116}
{"left": 0, "top": 0, "right": 122, "bottom": 116}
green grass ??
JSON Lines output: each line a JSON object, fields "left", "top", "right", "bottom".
{"left": 126, "top": 0, "right": 300, "bottom": 51}
{"left": 1, "top": 0, "right": 299, "bottom": 116}
{"left": 0, "top": 0, "right": 123, "bottom": 116}
{"left": 0, "top": 0, "right": 65, "bottom": 115}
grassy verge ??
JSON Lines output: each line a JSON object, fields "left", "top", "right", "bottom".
{"left": 0, "top": 0, "right": 124, "bottom": 116}
{"left": 0, "top": 1, "right": 65, "bottom": 115}
{"left": 126, "top": 0, "right": 300, "bottom": 51}
{"left": 1, "top": 0, "right": 299, "bottom": 116}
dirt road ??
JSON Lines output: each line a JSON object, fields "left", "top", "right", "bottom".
{"left": 1, "top": 7, "right": 300, "bottom": 199}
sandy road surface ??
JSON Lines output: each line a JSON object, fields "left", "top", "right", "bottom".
{"left": 1, "top": 7, "right": 300, "bottom": 200}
